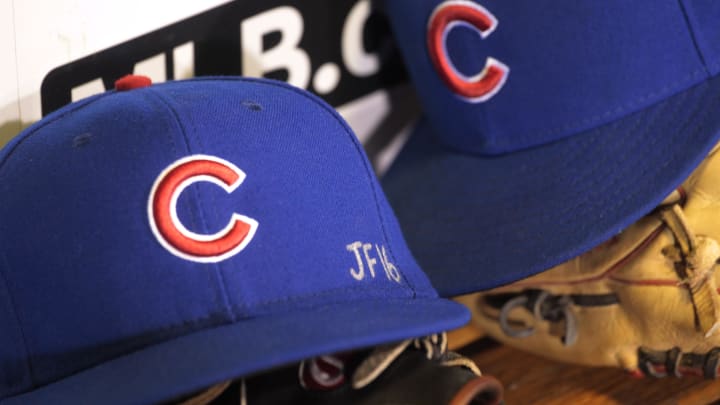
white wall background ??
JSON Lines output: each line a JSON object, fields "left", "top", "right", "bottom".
{"left": 0, "top": 0, "right": 20, "bottom": 147}
{"left": 11, "top": 0, "right": 230, "bottom": 124}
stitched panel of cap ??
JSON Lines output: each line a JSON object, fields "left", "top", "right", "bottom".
{"left": 680, "top": 0, "right": 720, "bottom": 75}
{"left": 0, "top": 250, "right": 32, "bottom": 399}
{"left": 143, "top": 87, "right": 241, "bottom": 323}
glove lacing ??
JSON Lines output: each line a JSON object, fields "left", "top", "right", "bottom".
{"left": 351, "top": 333, "right": 481, "bottom": 389}
{"left": 497, "top": 289, "right": 618, "bottom": 346}
{"left": 496, "top": 190, "right": 720, "bottom": 345}
{"left": 660, "top": 202, "right": 720, "bottom": 338}
{"left": 178, "top": 334, "right": 483, "bottom": 404}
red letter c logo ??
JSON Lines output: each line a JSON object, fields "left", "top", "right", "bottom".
{"left": 148, "top": 155, "right": 258, "bottom": 263}
{"left": 427, "top": 1, "right": 508, "bottom": 102}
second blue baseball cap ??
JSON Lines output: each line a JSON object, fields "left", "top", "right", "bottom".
{"left": 381, "top": 0, "right": 720, "bottom": 296}
{"left": 0, "top": 77, "right": 468, "bottom": 404}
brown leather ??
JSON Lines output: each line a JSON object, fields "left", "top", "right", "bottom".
{"left": 448, "top": 376, "right": 503, "bottom": 405}
{"left": 464, "top": 145, "right": 720, "bottom": 377}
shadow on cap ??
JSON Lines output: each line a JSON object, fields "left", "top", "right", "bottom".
{"left": 381, "top": 0, "right": 720, "bottom": 295}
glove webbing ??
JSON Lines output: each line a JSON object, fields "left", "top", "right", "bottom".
{"left": 660, "top": 204, "right": 720, "bottom": 337}
{"left": 638, "top": 347, "right": 720, "bottom": 378}
{"left": 175, "top": 334, "right": 481, "bottom": 405}
{"left": 491, "top": 194, "right": 720, "bottom": 347}
{"left": 352, "top": 333, "right": 481, "bottom": 389}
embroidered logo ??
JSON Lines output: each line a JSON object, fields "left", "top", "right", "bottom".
{"left": 427, "top": 0, "right": 508, "bottom": 102}
{"left": 148, "top": 155, "right": 258, "bottom": 263}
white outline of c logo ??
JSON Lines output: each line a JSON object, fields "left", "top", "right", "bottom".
{"left": 427, "top": 0, "right": 509, "bottom": 102}
{"left": 148, "top": 154, "right": 258, "bottom": 263}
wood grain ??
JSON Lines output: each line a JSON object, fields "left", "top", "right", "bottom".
{"left": 459, "top": 339, "right": 720, "bottom": 404}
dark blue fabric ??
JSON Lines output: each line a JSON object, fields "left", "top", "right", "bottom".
{"left": 0, "top": 258, "right": 30, "bottom": 398}
{"left": 0, "top": 78, "right": 468, "bottom": 403}
{"left": 386, "top": 0, "right": 712, "bottom": 155}
{"left": 383, "top": 75, "right": 720, "bottom": 295}
{"left": 1, "top": 299, "right": 464, "bottom": 405}
{"left": 681, "top": 0, "right": 720, "bottom": 75}
{"left": 381, "top": 0, "right": 720, "bottom": 296}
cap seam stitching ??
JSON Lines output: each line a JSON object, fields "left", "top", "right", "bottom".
{"left": 179, "top": 99, "right": 246, "bottom": 320}
{"left": 677, "top": 0, "right": 711, "bottom": 76}
{"left": 0, "top": 93, "right": 110, "bottom": 174}
{"left": 0, "top": 290, "right": 436, "bottom": 402}
{"left": 477, "top": 68, "right": 705, "bottom": 153}
{"left": 517, "top": 84, "right": 719, "bottom": 286}
{"left": 1, "top": 312, "right": 230, "bottom": 401}
{"left": 160, "top": 76, "right": 418, "bottom": 297}
{"left": 0, "top": 250, "right": 35, "bottom": 391}
{"left": 561, "top": 80, "right": 711, "bottom": 225}
{"left": 227, "top": 79, "right": 420, "bottom": 298}
{"left": 489, "top": 85, "right": 688, "bottom": 233}
{"left": 143, "top": 88, "right": 238, "bottom": 323}
{"left": 252, "top": 284, "right": 417, "bottom": 307}
{"left": 550, "top": 88, "right": 678, "bottom": 219}
{"left": 422, "top": 76, "right": 718, "bottom": 294}
{"left": 529, "top": 68, "right": 704, "bottom": 147}
{"left": 4, "top": 282, "right": 417, "bottom": 400}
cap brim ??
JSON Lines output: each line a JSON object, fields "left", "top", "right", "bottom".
{"left": 382, "top": 74, "right": 720, "bottom": 296}
{"left": 4, "top": 298, "right": 467, "bottom": 404}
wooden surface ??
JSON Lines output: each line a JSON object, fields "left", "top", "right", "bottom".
{"left": 448, "top": 324, "right": 485, "bottom": 351}
{"left": 457, "top": 338, "right": 720, "bottom": 404}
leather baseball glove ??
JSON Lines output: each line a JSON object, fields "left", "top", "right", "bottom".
{"left": 170, "top": 334, "right": 504, "bottom": 404}
{"left": 461, "top": 144, "right": 720, "bottom": 378}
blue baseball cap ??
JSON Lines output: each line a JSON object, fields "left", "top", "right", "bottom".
{"left": 0, "top": 77, "right": 469, "bottom": 404}
{"left": 381, "top": 0, "right": 720, "bottom": 296}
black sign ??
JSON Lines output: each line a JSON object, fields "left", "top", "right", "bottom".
{"left": 41, "top": 0, "right": 406, "bottom": 116}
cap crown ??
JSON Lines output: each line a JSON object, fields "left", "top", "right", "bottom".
{"left": 0, "top": 78, "right": 434, "bottom": 398}
{"left": 388, "top": 0, "right": 720, "bottom": 154}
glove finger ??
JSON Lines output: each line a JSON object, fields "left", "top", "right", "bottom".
{"left": 448, "top": 375, "right": 504, "bottom": 405}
